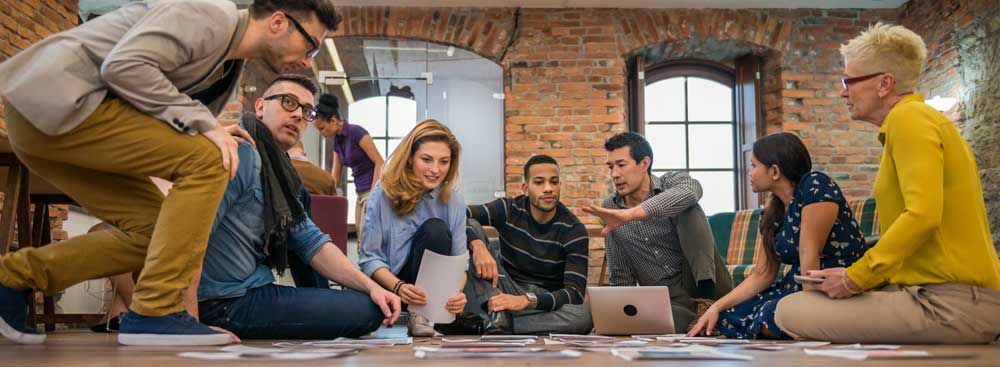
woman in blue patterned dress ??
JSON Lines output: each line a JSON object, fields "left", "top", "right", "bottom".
{"left": 688, "top": 132, "right": 870, "bottom": 339}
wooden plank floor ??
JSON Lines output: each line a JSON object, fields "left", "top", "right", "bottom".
{"left": 0, "top": 331, "right": 998, "bottom": 367}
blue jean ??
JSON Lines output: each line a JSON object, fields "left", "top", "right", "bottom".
{"left": 198, "top": 284, "right": 383, "bottom": 339}
{"left": 288, "top": 252, "right": 329, "bottom": 289}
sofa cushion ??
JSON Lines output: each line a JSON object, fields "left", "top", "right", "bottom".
{"left": 711, "top": 197, "right": 878, "bottom": 287}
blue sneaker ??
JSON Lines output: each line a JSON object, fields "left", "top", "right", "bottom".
{"left": 118, "top": 310, "right": 230, "bottom": 346}
{"left": 0, "top": 285, "right": 45, "bottom": 344}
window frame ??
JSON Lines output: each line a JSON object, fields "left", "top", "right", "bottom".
{"left": 633, "top": 59, "right": 741, "bottom": 214}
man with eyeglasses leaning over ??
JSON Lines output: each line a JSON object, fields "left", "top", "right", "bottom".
{"left": 0, "top": 0, "right": 341, "bottom": 346}
{"left": 195, "top": 74, "right": 401, "bottom": 341}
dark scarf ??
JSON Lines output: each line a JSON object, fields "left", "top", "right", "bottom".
{"left": 241, "top": 112, "right": 306, "bottom": 275}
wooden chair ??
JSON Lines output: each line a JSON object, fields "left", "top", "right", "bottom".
{"left": 0, "top": 137, "right": 103, "bottom": 331}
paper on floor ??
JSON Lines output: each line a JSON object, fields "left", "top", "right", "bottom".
{"left": 177, "top": 352, "right": 244, "bottom": 360}
{"left": 178, "top": 347, "right": 357, "bottom": 361}
{"left": 805, "top": 348, "right": 977, "bottom": 360}
{"left": 611, "top": 346, "right": 753, "bottom": 361}
{"left": 273, "top": 336, "right": 412, "bottom": 348}
{"left": 831, "top": 343, "right": 900, "bottom": 350}
{"left": 414, "top": 348, "right": 582, "bottom": 359}
{"left": 220, "top": 345, "right": 287, "bottom": 355}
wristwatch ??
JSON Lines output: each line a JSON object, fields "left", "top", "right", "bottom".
{"left": 524, "top": 292, "right": 538, "bottom": 309}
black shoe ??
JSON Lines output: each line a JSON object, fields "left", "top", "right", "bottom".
{"left": 90, "top": 315, "right": 121, "bottom": 333}
{"left": 433, "top": 312, "right": 485, "bottom": 335}
{"left": 694, "top": 280, "right": 717, "bottom": 299}
{"left": 483, "top": 311, "right": 511, "bottom": 335}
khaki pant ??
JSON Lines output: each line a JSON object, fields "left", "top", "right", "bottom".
{"left": 0, "top": 99, "right": 227, "bottom": 316}
{"left": 775, "top": 283, "right": 1000, "bottom": 344}
{"left": 354, "top": 190, "right": 369, "bottom": 246}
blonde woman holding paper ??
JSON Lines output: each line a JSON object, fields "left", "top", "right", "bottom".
{"left": 359, "top": 119, "right": 469, "bottom": 337}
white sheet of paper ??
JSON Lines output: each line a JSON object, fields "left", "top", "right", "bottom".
{"left": 408, "top": 250, "right": 468, "bottom": 324}
{"left": 611, "top": 346, "right": 753, "bottom": 361}
{"left": 831, "top": 343, "right": 900, "bottom": 350}
{"left": 220, "top": 345, "right": 287, "bottom": 355}
{"left": 785, "top": 341, "right": 832, "bottom": 348}
{"left": 270, "top": 351, "right": 356, "bottom": 360}
{"left": 178, "top": 352, "right": 244, "bottom": 360}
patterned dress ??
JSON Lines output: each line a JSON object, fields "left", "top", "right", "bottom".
{"left": 718, "top": 171, "right": 871, "bottom": 339}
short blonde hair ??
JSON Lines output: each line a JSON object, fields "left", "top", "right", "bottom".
{"left": 840, "top": 22, "right": 927, "bottom": 94}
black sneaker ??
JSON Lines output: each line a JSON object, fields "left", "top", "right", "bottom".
{"left": 90, "top": 315, "right": 121, "bottom": 333}
{"left": 0, "top": 285, "right": 45, "bottom": 344}
{"left": 433, "top": 312, "right": 485, "bottom": 335}
{"left": 483, "top": 311, "right": 511, "bottom": 335}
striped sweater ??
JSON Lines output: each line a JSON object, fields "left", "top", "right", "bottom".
{"left": 467, "top": 196, "right": 589, "bottom": 311}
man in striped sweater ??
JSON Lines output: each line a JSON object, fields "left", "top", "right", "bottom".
{"left": 462, "top": 155, "right": 593, "bottom": 335}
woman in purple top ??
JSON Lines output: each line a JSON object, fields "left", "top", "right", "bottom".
{"left": 313, "top": 94, "right": 385, "bottom": 243}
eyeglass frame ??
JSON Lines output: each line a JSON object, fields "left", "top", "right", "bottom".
{"left": 841, "top": 72, "right": 885, "bottom": 91}
{"left": 282, "top": 12, "right": 321, "bottom": 59}
{"left": 263, "top": 93, "right": 318, "bottom": 122}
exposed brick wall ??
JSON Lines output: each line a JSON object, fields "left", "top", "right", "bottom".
{"left": 331, "top": 4, "right": 1000, "bottom": 280}
{"left": 4, "top": 1, "right": 995, "bottom": 282}
{"left": 329, "top": 6, "right": 911, "bottom": 282}
{"left": 0, "top": 0, "right": 78, "bottom": 244}
{"left": 331, "top": 7, "right": 907, "bottom": 216}
{"left": 900, "top": 0, "right": 1000, "bottom": 249}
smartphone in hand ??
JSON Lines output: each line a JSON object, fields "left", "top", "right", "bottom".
{"left": 793, "top": 275, "right": 826, "bottom": 284}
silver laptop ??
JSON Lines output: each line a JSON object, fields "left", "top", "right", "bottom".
{"left": 588, "top": 286, "right": 674, "bottom": 335}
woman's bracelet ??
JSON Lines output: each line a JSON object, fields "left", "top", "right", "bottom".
{"left": 392, "top": 280, "right": 406, "bottom": 295}
{"left": 841, "top": 269, "right": 863, "bottom": 295}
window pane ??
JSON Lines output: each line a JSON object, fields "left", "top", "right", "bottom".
{"left": 387, "top": 139, "right": 403, "bottom": 160}
{"left": 687, "top": 77, "right": 732, "bottom": 122}
{"left": 347, "top": 97, "right": 387, "bottom": 136}
{"left": 387, "top": 96, "right": 418, "bottom": 137}
{"left": 688, "top": 124, "right": 734, "bottom": 169}
{"left": 346, "top": 182, "right": 357, "bottom": 224}
{"left": 644, "top": 77, "right": 685, "bottom": 122}
{"left": 688, "top": 171, "right": 735, "bottom": 216}
{"left": 645, "top": 125, "right": 686, "bottom": 170}
{"left": 373, "top": 138, "right": 389, "bottom": 159}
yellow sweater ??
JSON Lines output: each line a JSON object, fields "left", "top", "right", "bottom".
{"left": 847, "top": 94, "right": 1000, "bottom": 291}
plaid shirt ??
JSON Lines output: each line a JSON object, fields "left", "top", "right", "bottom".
{"left": 602, "top": 171, "right": 703, "bottom": 286}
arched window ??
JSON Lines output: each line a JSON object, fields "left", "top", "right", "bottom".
{"left": 639, "top": 61, "right": 738, "bottom": 215}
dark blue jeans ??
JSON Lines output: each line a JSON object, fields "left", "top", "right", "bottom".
{"left": 288, "top": 252, "right": 329, "bottom": 289}
{"left": 198, "top": 284, "right": 383, "bottom": 339}
{"left": 397, "top": 218, "right": 454, "bottom": 285}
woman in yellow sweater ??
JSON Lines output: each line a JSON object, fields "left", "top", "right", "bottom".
{"left": 774, "top": 23, "right": 1000, "bottom": 344}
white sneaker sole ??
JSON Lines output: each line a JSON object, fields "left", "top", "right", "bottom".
{"left": 0, "top": 317, "right": 45, "bottom": 345}
{"left": 118, "top": 332, "right": 231, "bottom": 346}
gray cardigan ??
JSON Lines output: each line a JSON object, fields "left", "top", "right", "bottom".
{"left": 0, "top": 0, "right": 248, "bottom": 136}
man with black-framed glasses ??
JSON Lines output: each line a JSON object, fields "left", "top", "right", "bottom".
{"left": 195, "top": 74, "right": 401, "bottom": 341}
{"left": 0, "top": 0, "right": 342, "bottom": 346}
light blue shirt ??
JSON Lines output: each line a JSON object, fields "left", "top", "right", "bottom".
{"left": 197, "top": 141, "right": 330, "bottom": 301}
{"left": 358, "top": 182, "right": 468, "bottom": 277}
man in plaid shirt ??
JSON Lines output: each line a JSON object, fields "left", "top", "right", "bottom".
{"left": 585, "top": 132, "right": 732, "bottom": 332}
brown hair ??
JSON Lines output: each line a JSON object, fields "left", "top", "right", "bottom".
{"left": 249, "top": 0, "right": 342, "bottom": 31}
{"left": 380, "top": 119, "right": 461, "bottom": 216}
{"left": 753, "top": 132, "right": 812, "bottom": 273}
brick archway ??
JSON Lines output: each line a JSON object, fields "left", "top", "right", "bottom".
{"left": 333, "top": 7, "right": 517, "bottom": 63}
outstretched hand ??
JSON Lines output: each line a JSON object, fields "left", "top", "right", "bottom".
{"left": 583, "top": 205, "right": 643, "bottom": 236}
